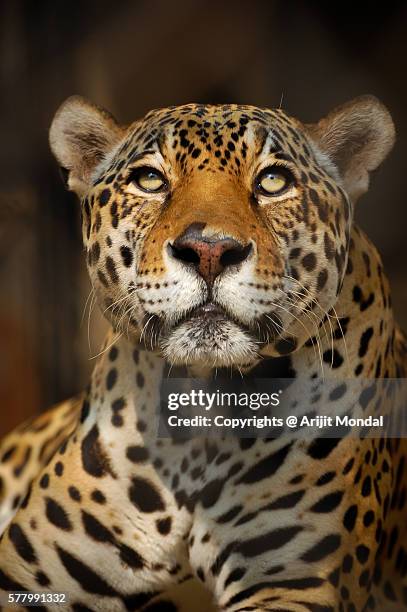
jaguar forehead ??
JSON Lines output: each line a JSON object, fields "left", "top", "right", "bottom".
{"left": 107, "top": 104, "right": 305, "bottom": 172}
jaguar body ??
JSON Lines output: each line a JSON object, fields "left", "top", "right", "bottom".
{"left": 0, "top": 95, "right": 406, "bottom": 611}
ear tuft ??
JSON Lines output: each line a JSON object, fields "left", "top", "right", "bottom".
{"left": 49, "top": 96, "right": 123, "bottom": 197}
{"left": 307, "top": 95, "right": 395, "bottom": 201}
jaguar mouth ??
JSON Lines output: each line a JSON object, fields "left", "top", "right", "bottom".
{"left": 140, "top": 301, "right": 281, "bottom": 349}
{"left": 186, "top": 302, "right": 228, "bottom": 322}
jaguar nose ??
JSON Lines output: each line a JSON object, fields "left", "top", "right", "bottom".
{"left": 169, "top": 226, "right": 252, "bottom": 285}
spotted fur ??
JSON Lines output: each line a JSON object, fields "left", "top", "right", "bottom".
{"left": 0, "top": 95, "right": 406, "bottom": 611}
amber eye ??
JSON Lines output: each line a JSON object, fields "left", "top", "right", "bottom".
{"left": 255, "top": 166, "right": 293, "bottom": 196}
{"left": 129, "top": 167, "right": 167, "bottom": 193}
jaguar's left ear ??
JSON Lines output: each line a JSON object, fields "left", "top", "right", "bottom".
{"left": 306, "top": 95, "right": 395, "bottom": 202}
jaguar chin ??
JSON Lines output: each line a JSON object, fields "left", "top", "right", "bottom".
{"left": 146, "top": 302, "right": 278, "bottom": 368}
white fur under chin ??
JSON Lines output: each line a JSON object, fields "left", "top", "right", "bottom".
{"left": 160, "top": 318, "right": 258, "bottom": 367}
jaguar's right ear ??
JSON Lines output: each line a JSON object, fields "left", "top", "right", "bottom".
{"left": 49, "top": 96, "right": 124, "bottom": 197}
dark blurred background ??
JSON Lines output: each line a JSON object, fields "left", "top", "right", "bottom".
{"left": 1, "top": 0, "right": 406, "bottom": 436}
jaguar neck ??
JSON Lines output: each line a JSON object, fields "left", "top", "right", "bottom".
{"left": 83, "top": 334, "right": 165, "bottom": 439}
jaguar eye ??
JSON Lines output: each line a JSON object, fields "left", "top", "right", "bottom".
{"left": 129, "top": 167, "right": 167, "bottom": 193}
{"left": 255, "top": 166, "right": 293, "bottom": 196}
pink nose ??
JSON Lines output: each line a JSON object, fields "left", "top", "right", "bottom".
{"left": 170, "top": 224, "right": 252, "bottom": 285}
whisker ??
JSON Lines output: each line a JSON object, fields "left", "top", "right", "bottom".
{"left": 89, "top": 331, "right": 123, "bottom": 361}
{"left": 87, "top": 291, "right": 98, "bottom": 354}
{"left": 140, "top": 315, "right": 155, "bottom": 346}
{"left": 81, "top": 287, "right": 95, "bottom": 326}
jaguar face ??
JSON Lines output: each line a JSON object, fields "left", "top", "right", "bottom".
{"left": 50, "top": 96, "right": 394, "bottom": 367}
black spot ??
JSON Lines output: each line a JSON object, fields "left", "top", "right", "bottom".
{"left": 90, "top": 242, "right": 100, "bottom": 265}
{"left": 301, "top": 534, "right": 341, "bottom": 562}
{"left": 129, "top": 477, "right": 165, "bottom": 513}
{"left": 342, "top": 554, "right": 353, "bottom": 573}
{"left": 39, "top": 473, "right": 49, "bottom": 489}
{"left": 316, "top": 471, "right": 336, "bottom": 486}
{"left": 118, "top": 544, "right": 144, "bottom": 569}
{"left": 111, "top": 414, "right": 123, "bottom": 427}
{"left": 343, "top": 457, "right": 354, "bottom": 475}
{"left": 68, "top": 486, "right": 81, "bottom": 502}
{"left": 290, "top": 247, "right": 302, "bottom": 259}
{"left": 235, "top": 443, "right": 292, "bottom": 484}
{"left": 265, "top": 489, "right": 305, "bottom": 511}
{"left": 105, "top": 256, "right": 119, "bottom": 284}
{"left": 356, "top": 544, "right": 370, "bottom": 564}
{"left": 56, "top": 544, "right": 118, "bottom": 596}
{"left": 120, "top": 245, "right": 133, "bottom": 267}
{"left": 217, "top": 505, "right": 243, "bottom": 524}
{"left": 310, "top": 491, "right": 344, "bottom": 513}
{"left": 20, "top": 487, "right": 32, "bottom": 510}
{"left": 262, "top": 576, "right": 323, "bottom": 591}
{"left": 45, "top": 497, "right": 72, "bottom": 531}
{"left": 9, "top": 524, "right": 37, "bottom": 563}
{"left": 354, "top": 363, "right": 363, "bottom": 376}
{"left": 362, "top": 476, "right": 372, "bottom": 497}
{"left": 80, "top": 399, "right": 90, "bottom": 423}
{"left": 109, "top": 346, "right": 118, "bottom": 361}
{"left": 317, "top": 268, "right": 328, "bottom": 291}
{"left": 136, "top": 371, "right": 145, "bottom": 388}
{"left": 324, "top": 232, "right": 335, "bottom": 260}
{"left": 302, "top": 252, "right": 316, "bottom": 271}
{"left": 329, "top": 383, "right": 347, "bottom": 401}
{"left": 112, "top": 397, "right": 125, "bottom": 412}
{"left": 1, "top": 445, "right": 16, "bottom": 463}
{"left": 359, "top": 383, "right": 376, "bottom": 410}
{"left": 224, "top": 578, "right": 324, "bottom": 608}
{"left": 35, "top": 571, "right": 50, "bottom": 587}
{"left": 81, "top": 424, "right": 115, "bottom": 478}
{"left": 359, "top": 327, "right": 374, "bottom": 357}
{"left": 106, "top": 368, "right": 117, "bottom": 390}
{"left": 323, "top": 349, "right": 343, "bottom": 369}
{"left": 343, "top": 505, "right": 358, "bottom": 532}
{"left": 98, "top": 270, "right": 109, "bottom": 288}
{"left": 199, "top": 478, "right": 224, "bottom": 508}
{"left": 239, "top": 438, "right": 257, "bottom": 452}
{"left": 12, "top": 494, "right": 21, "bottom": 510}
{"left": 238, "top": 525, "right": 303, "bottom": 557}
{"left": 91, "top": 490, "right": 106, "bottom": 504}
{"left": 308, "top": 438, "right": 340, "bottom": 460}
{"left": 82, "top": 511, "right": 114, "bottom": 543}
{"left": 99, "top": 189, "right": 111, "bottom": 207}
{"left": 14, "top": 446, "right": 32, "bottom": 477}
{"left": 137, "top": 420, "right": 147, "bottom": 433}
{"left": 156, "top": 517, "right": 172, "bottom": 535}
{"left": 54, "top": 461, "right": 64, "bottom": 476}
{"left": 388, "top": 526, "right": 399, "bottom": 559}
{"left": 126, "top": 445, "right": 149, "bottom": 463}
{"left": 363, "top": 510, "right": 375, "bottom": 527}
{"left": 275, "top": 337, "right": 297, "bottom": 355}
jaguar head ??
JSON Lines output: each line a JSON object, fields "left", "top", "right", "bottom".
{"left": 50, "top": 96, "right": 394, "bottom": 367}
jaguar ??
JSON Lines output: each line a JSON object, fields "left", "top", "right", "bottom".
{"left": 0, "top": 94, "right": 406, "bottom": 611}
